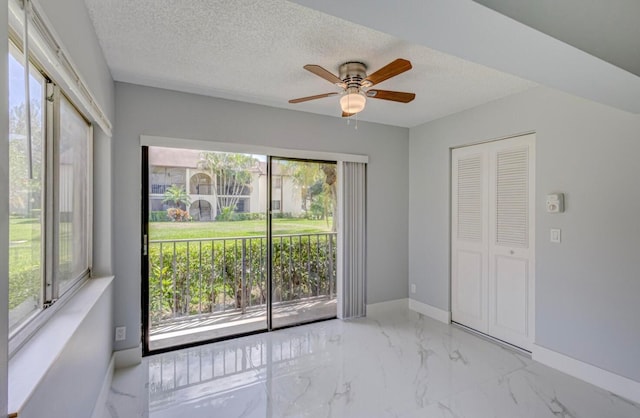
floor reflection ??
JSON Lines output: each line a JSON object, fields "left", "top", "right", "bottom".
{"left": 148, "top": 330, "right": 318, "bottom": 417}
{"left": 103, "top": 310, "right": 640, "bottom": 418}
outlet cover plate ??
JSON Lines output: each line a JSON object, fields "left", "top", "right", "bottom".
{"left": 115, "top": 326, "right": 126, "bottom": 341}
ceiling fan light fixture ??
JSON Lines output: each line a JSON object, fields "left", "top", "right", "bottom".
{"left": 340, "top": 90, "right": 366, "bottom": 114}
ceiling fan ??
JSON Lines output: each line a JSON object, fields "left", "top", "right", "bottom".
{"left": 289, "top": 58, "right": 416, "bottom": 117}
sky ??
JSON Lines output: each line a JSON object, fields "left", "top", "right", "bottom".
{"left": 9, "top": 49, "right": 44, "bottom": 110}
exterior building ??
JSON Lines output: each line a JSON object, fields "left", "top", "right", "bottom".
{"left": 148, "top": 147, "right": 301, "bottom": 220}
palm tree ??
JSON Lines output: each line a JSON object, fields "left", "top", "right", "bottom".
{"left": 162, "top": 184, "right": 191, "bottom": 209}
{"left": 198, "top": 152, "right": 255, "bottom": 214}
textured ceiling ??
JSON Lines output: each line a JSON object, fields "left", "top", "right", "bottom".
{"left": 84, "top": 0, "right": 535, "bottom": 128}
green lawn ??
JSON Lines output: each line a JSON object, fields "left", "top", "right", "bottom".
{"left": 9, "top": 216, "right": 42, "bottom": 311}
{"left": 7, "top": 216, "right": 334, "bottom": 310}
{"left": 149, "top": 218, "right": 334, "bottom": 241}
{"left": 9, "top": 216, "right": 41, "bottom": 242}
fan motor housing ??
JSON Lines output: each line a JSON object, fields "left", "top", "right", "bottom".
{"left": 339, "top": 61, "right": 367, "bottom": 89}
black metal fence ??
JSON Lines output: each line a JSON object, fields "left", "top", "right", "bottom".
{"left": 148, "top": 232, "right": 337, "bottom": 327}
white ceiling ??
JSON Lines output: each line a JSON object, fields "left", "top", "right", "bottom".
{"left": 291, "top": 0, "right": 640, "bottom": 115}
{"left": 83, "top": 0, "right": 535, "bottom": 128}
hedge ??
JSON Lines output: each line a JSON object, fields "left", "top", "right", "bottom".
{"left": 148, "top": 234, "right": 336, "bottom": 324}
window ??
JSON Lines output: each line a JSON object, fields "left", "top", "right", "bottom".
{"left": 272, "top": 200, "right": 281, "bottom": 211}
{"left": 273, "top": 176, "right": 282, "bottom": 189}
{"left": 235, "top": 198, "right": 249, "bottom": 213}
{"left": 8, "top": 43, "right": 45, "bottom": 332}
{"left": 8, "top": 41, "right": 92, "bottom": 338}
{"left": 57, "top": 95, "right": 91, "bottom": 294}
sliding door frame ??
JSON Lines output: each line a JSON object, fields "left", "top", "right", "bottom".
{"left": 140, "top": 137, "right": 367, "bottom": 355}
{"left": 266, "top": 156, "right": 273, "bottom": 331}
{"left": 141, "top": 146, "right": 150, "bottom": 354}
{"left": 268, "top": 156, "right": 339, "bottom": 331}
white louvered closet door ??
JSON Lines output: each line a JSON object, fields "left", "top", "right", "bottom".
{"left": 451, "top": 147, "right": 489, "bottom": 333}
{"left": 452, "top": 134, "right": 535, "bottom": 351}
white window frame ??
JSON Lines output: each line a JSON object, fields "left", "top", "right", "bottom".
{"left": 8, "top": 37, "right": 94, "bottom": 356}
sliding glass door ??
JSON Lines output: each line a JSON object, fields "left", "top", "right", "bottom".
{"left": 270, "top": 158, "right": 338, "bottom": 329}
{"left": 143, "top": 148, "right": 337, "bottom": 353}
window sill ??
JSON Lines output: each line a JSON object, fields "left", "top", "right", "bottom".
{"left": 8, "top": 276, "right": 114, "bottom": 415}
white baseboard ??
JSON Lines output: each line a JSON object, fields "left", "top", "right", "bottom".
{"left": 532, "top": 344, "right": 640, "bottom": 405}
{"left": 366, "top": 298, "right": 408, "bottom": 317}
{"left": 90, "top": 354, "right": 115, "bottom": 418}
{"left": 409, "top": 299, "right": 451, "bottom": 324}
{"left": 114, "top": 344, "right": 142, "bottom": 369}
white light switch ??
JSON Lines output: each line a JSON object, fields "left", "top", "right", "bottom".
{"left": 550, "top": 228, "right": 561, "bottom": 243}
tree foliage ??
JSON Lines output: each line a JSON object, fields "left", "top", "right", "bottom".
{"left": 9, "top": 102, "right": 43, "bottom": 214}
{"left": 284, "top": 161, "right": 337, "bottom": 231}
{"left": 162, "top": 184, "right": 191, "bottom": 209}
{"left": 199, "top": 152, "right": 256, "bottom": 214}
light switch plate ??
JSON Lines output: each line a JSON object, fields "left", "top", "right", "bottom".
{"left": 550, "top": 228, "right": 561, "bottom": 243}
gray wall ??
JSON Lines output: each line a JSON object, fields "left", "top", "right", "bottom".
{"left": 39, "top": 0, "right": 114, "bottom": 123}
{"left": 409, "top": 85, "right": 640, "bottom": 382}
{"left": 113, "top": 82, "right": 409, "bottom": 351}
{"left": 1, "top": 2, "right": 9, "bottom": 415}
{"left": 39, "top": 0, "right": 116, "bottom": 276}
{"left": 3, "top": 0, "right": 115, "bottom": 414}
{"left": 19, "top": 280, "right": 114, "bottom": 418}
{"left": 472, "top": 0, "right": 640, "bottom": 77}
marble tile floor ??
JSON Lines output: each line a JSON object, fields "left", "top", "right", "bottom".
{"left": 102, "top": 306, "right": 640, "bottom": 418}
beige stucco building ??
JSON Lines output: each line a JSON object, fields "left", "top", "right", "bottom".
{"left": 148, "top": 147, "right": 301, "bottom": 220}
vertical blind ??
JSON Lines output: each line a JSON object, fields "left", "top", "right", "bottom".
{"left": 338, "top": 162, "right": 367, "bottom": 319}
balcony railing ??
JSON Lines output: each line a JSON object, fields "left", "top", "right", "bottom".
{"left": 148, "top": 232, "right": 337, "bottom": 328}
{"left": 151, "top": 184, "right": 171, "bottom": 194}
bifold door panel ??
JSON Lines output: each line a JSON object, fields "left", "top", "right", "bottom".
{"left": 451, "top": 134, "right": 535, "bottom": 351}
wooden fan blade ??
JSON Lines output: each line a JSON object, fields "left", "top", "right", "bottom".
{"left": 342, "top": 111, "right": 355, "bottom": 117}
{"left": 363, "top": 59, "right": 412, "bottom": 87}
{"left": 366, "top": 89, "right": 415, "bottom": 103}
{"left": 303, "top": 65, "right": 344, "bottom": 85}
{"left": 289, "top": 92, "right": 339, "bottom": 104}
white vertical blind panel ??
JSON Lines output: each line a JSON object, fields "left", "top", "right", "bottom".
{"left": 457, "top": 155, "right": 483, "bottom": 242}
{"left": 496, "top": 148, "right": 529, "bottom": 247}
{"left": 340, "top": 162, "right": 367, "bottom": 319}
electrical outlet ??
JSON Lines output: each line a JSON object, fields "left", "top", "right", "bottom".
{"left": 410, "top": 283, "right": 416, "bottom": 294}
{"left": 115, "top": 326, "right": 126, "bottom": 342}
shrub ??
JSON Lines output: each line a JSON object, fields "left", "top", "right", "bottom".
{"left": 149, "top": 211, "right": 169, "bottom": 222}
{"left": 230, "top": 212, "right": 265, "bottom": 221}
{"left": 272, "top": 212, "right": 293, "bottom": 219}
{"left": 215, "top": 211, "right": 266, "bottom": 222}
{"left": 166, "top": 208, "right": 191, "bottom": 222}
{"left": 147, "top": 233, "right": 337, "bottom": 324}
{"left": 9, "top": 265, "right": 40, "bottom": 310}
{"left": 216, "top": 206, "right": 235, "bottom": 221}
